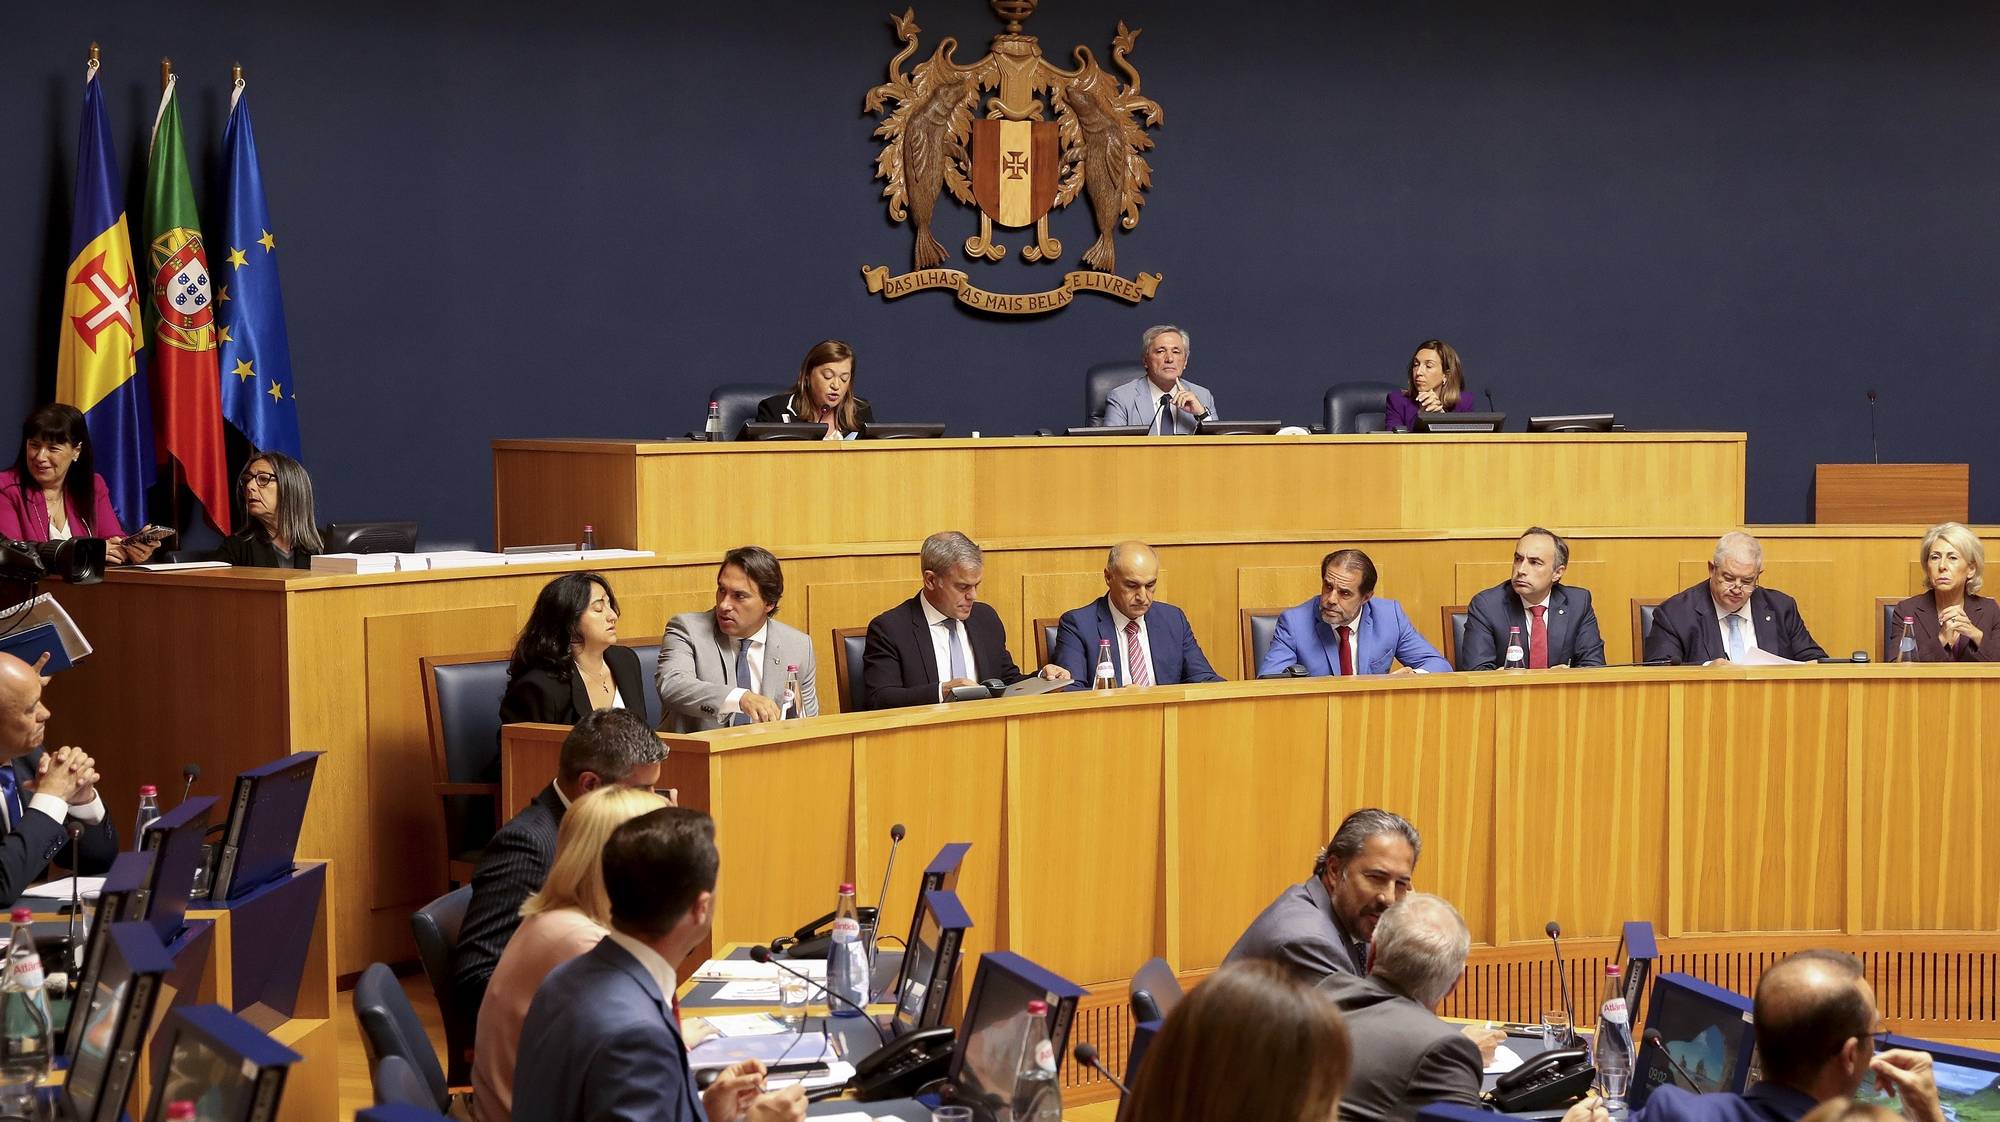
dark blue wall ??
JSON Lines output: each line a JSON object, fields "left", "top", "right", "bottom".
{"left": 7, "top": 2, "right": 1997, "bottom": 546}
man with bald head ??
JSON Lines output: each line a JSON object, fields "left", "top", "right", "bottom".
{"left": 1632, "top": 950, "right": 1941, "bottom": 1122}
{"left": 0, "top": 652, "right": 118, "bottom": 905}
{"left": 1052, "top": 541, "right": 1223, "bottom": 686}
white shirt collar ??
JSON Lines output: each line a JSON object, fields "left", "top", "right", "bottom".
{"left": 733, "top": 621, "right": 770, "bottom": 650}
{"left": 604, "top": 928, "right": 679, "bottom": 1000}
{"left": 551, "top": 779, "right": 573, "bottom": 810}
{"left": 1713, "top": 596, "right": 1753, "bottom": 624}
{"left": 1109, "top": 600, "right": 1147, "bottom": 631}
{"left": 919, "top": 593, "right": 954, "bottom": 629}
{"left": 1523, "top": 590, "right": 1552, "bottom": 612}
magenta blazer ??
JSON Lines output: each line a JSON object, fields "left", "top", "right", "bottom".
{"left": 1383, "top": 387, "right": 1477, "bottom": 431}
{"left": 0, "top": 468, "right": 126, "bottom": 541}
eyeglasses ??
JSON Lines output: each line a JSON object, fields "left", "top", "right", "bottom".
{"left": 1715, "top": 572, "right": 1760, "bottom": 591}
{"left": 242, "top": 471, "right": 278, "bottom": 488}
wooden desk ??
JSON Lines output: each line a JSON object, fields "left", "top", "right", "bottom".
{"left": 491, "top": 433, "right": 1749, "bottom": 554}
{"left": 1815, "top": 464, "right": 1970, "bottom": 523}
{"left": 47, "top": 524, "right": 1991, "bottom": 974}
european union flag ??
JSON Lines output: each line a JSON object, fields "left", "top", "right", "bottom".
{"left": 216, "top": 81, "right": 300, "bottom": 459}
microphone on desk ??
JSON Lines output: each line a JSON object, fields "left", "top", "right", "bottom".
{"left": 870, "top": 823, "right": 906, "bottom": 1001}
{"left": 179, "top": 763, "right": 201, "bottom": 806}
{"left": 65, "top": 823, "right": 83, "bottom": 970}
{"left": 1547, "top": 921, "right": 1579, "bottom": 1047}
{"left": 1074, "top": 1041, "right": 1131, "bottom": 1097}
{"left": 1257, "top": 664, "right": 1308, "bottom": 680}
{"left": 1130, "top": 988, "right": 1162, "bottom": 1023}
{"left": 1154, "top": 392, "right": 1174, "bottom": 435}
{"left": 1866, "top": 389, "right": 1879, "bottom": 464}
{"left": 751, "top": 944, "right": 886, "bottom": 1047}
{"left": 1645, "top": 1029, "right": 1703, "bottom": 1091}
{"left": 1485, "top": 389, "right": 1497, "bottom": 413}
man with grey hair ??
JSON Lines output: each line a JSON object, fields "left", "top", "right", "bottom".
{"left": 1099, "top": 324, "right": 1217, "bottom": 434}
{"left": 1318, "top": 893, "right": 1488, "bottom": 1122}
{"left": 1645, "top": 531, "right": 1826, "bottom": 665}
{"left": 1225, "top": 807, "right": 1420, "bottom": 984}
{"left": 452, "top": 706, "right": 668, "bottom": 1026}
{"left": 1050, "top": 540, "right": 1224, "bottom": 686}
{"left": 861, "top": 530, "right": 1071, "bottom": 709}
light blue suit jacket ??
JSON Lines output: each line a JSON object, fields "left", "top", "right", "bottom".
{"left": 512, "top": 937, "right": 707, "bottom": 1122}
{"left": 1101, "top": 376, "right": 1217, "bottom": 434}
{"left": 1259, "top": 596, "right": 1451, "bottom": 677}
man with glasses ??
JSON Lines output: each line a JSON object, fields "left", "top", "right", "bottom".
{"left": 1631, "top": 950, "right": 1941, "bottom": 1122}
{"left": 1645, "top": 531, "right": 1827, "bottom": 665}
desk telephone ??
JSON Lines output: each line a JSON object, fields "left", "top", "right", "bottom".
{"left": 1485, "top": 1047, "right": 1595, "bottom": 1112}
{"left": 771, "top": 905, "right": 880, "bottom": 960}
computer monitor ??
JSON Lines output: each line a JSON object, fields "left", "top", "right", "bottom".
{"left": 738, "top": 422, "right": 825, "bottom": 441}
{"left": 860, "top": 423, "right": 947, "bottom": 440}
{"left": 62, "top": 922, "right": 172, "bottom": 1122}
{"left": 142, "top": 1004, "right": 302, "bottom": 1122}
{"left": 895, "top": 843, "right": 969, "bottom": 994}
{"left": 890, "top": 889, "right": 969, "bottom": 1036}
{"left": 1194, "top": 419, "right": 1283, "bottom": 436}
{"left": 1113, "top": 1019, "right": 1162, "bottom": 1122}
{"left": 1629, "top": 973, "right": 1756, "bottom": 1109}
{"left": 1412, "top": 410, "right": 1505, "bottom": 433}
{"left": 947, "top": 952, "right": 1087, "bottom": 1119}
{"left": 1859, "top": 1034, "right": 2000, "bottom": 1117}
{"left": 137, "top": 796, "right": 218, "bottom": 947}
{"left": 1527, "top": 413, "right": 1617, "bottom": 433}
{"left": 63, "top": 850, "right": 156, "bottom": 1062}
{"left": 1065, "top": 426, "right": 1150, "bottom": 437}
{"left": 208, "top": 751, "right": 322, "bottom": 902}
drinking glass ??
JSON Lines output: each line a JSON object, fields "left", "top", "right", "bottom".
{"left": 779, "top": 973, "right": 810, "bottom": 1027}
{"left": 1542, "top": 1009, "right": 1571, "bottom": 1050}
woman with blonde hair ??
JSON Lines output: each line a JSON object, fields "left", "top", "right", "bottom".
{"left": 473, "top": 785, "right": 668, "bottom": 1122}
{"left": 1893, "top": 521, "right": 1999, "bottom": 662}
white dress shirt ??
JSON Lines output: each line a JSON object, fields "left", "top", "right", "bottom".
{"left": 0, "top": 786, "right": 106, "bottom": 833}
{"left": 1110, "top": 605, "right": 1155, "bottom": 684}
{"left": 1712, "top": 598, "right": 1763, "bottom": 661}
{"left": 720, "top": 623, "right": 769, "bottom": 716}
{"left": 919, "top": 594, "right": 977, "bottom": 699}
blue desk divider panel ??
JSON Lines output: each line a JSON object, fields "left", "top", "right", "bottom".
{"left": 193, "top": 862, "right": 325, "bottom": 1022}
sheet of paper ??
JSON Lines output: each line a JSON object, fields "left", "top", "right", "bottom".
{"left": 25, "top": 876, "right": 104, "bottom": 899}
{"left": 0, "top": 593, "right": 91, "bottom": 661}
{"left": 694, "top": 958, "right": 825, "bottom": 982}
{"left": 1484, "top": 1043, "right": 1524, "bottom": 1075}
{"left": 711, "top": 979, "right": 786, "bottom": 1002}
{"left": 128, "top": 561, "right": 230, "bottom": 572}
{"left": 1731, "top": 647, "right": 1805, "bottom": 667}
{"left": 802, "top": 1113, "right": 879, "bottom": 1122}
{"left": 697, "top": 1013, "right": 789, "bottom": 1037}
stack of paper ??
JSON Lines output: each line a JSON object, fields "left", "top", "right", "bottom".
{"left": 310, "top": 553, "right": 400, "bottom": 574}
{"left": 0, "top": 593, "right": 92, "bottom": 671}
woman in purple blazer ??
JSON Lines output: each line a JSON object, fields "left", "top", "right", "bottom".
{"left": 1892, "top": 522, "right": 2000, "bottom": 662}
{"left": 0, "top": 403, "right": 156, "bottom": 563}
{"left": 1383, "top": 339, "right": 1476, "bottom": 431}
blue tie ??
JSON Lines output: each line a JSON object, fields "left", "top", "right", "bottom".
{"left": 731, "top": 638, "right": 753, "bottom": 726}
{"left": 943, "top": 618, "right": 968, "bottom": 680}
{"left": 1724, "top": 614, "right": 1746, "bottom": 662}
{"left": 0, "top": 766, "right": 21, "bottom": 829}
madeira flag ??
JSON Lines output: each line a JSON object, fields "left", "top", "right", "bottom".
{"left": 217, "top": 81, "right": 300, "bottom": 461}
{"left": 144, "top": 72, "right": 231, "bottom": 534}
{"left": 55, "top": 56, "right": 155, "bottom": 533}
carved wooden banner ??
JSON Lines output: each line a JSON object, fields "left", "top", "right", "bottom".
{"left": 861, "top": 0, "right": 1164, "bottom": 314}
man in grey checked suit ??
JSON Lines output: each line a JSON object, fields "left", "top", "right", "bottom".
{"left": 1099, "top": 324, "right": 1217, "bottom": 435}
{"left": 657, "top": 545, "right": 818, "bottom": 733}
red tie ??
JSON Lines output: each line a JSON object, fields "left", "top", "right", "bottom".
{"left": 1125, "top": 619, "right": 1152, "bottom": 686}
{"left": 1529, "top": 605, "right": 1549, "bottom": 669}
{"left": 1336, "top": 625, "right": 1354, "bottom": 676}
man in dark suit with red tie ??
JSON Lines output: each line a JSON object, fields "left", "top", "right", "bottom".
{"left": 1052, "top": 540, "right": 1224, "bottom": 685}
{"left": 0, "top": 652, "right": 118, "bottom": 907}
{"left": 1457, "top": 527, "right": 1607, "bottom": 670}
{"left": 861, "top": 530, "right": 1071, "bottom": 709}
{"left": 1645, "top": 532, "right": 1827, "bottom": 665}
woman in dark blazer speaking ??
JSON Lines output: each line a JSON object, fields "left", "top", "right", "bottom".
{"left": 755, "top": 339, "right": 874, "bottom": 438}
{"left": 500, "top": 572, "right": 647, "bottom": 726}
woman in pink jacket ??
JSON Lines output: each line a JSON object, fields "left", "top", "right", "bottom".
{"left": 0, "top": 403, "right": 156, "bottom": 563}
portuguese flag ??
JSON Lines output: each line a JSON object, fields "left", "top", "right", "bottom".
{"left": 143, "top": 73, "right": 231, "bottom": 533}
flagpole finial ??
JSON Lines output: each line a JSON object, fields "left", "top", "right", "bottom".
{"left": 232, "top": 63, "right": 243, "bottom": 85}
{"left": 160, "top": 58, "right": 173, "bottom": 91}
{"left": 88, "top": 43, "right": 100, "bottom": 64}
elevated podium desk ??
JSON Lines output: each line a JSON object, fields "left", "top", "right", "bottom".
{"left": 502, "top": 665, "right": 2000, "bottom": 1106}
{"left": 491, "top": 432, "right": 1749, "bottom": 554}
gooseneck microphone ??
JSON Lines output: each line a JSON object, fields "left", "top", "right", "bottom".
{"left": 1073, "top": 1041, "right": 1131, "bottom": 1097}
{"left": 751, "top": 944, "right": 886, "bottom": 1047}
{"left": 65, "top": 824, "right": 83, "bottom": 968}
{"left": 1645, "top": 1029, "right": 1702, "bottom": 1090}
{"left": 869, "top": 823, "right": 906, "bottom": 1001}
{"left": 179, "top": 763, "right": 201, "bottom": 806}
{"left": 1485, "top": 389, "right": 1496, "bottom": 413}
{"left": 1546, "top": 921, "right": 1578, "bottom": 1047}
{"left": 1866, "top": 389, "right": 1879, "bottom": 464}
{"left": 1153, "top": 392, "right": 1174, "bottom": 436}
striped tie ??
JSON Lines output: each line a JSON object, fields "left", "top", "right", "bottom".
{"left": 1125, "top": 619, "right": 1151, "bottom": 686}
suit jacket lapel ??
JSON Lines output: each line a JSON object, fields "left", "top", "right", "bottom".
{"left": 1312, "top": 615, "right": 1339, "bottom": 675}
{"left": 908, "top": 597, "right": 939, "bottom": 686}
{"left": 1546, "top": 586, "right": 1571, "bottom": 664}
{"left": 566, "top": 669, "right": 592, "bottom": 717}
{"left": 1094, "top": 599, "right": 1125, "bottom": 685}
{"left": 1750, "top": 591, "right": 1783, "bottom": 654}
{"left": 762, "top": 634, "right": 788, "bottom": 701}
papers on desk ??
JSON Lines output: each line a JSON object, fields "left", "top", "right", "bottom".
{"left": 128, "top": 561, "right": 230, "bottom": 572}
{"left": 1729, "top": 647, "right": 1806, "bottom": 667}
{"left": 690, "top": 1013, "right": 789, "bottom": 1038}
{"left": 25, "top": 876, "right": 103, "bottom": 899}
{"left": 688, "top": 1031, "right": 833, "bottom": 1069}
{"left": 694, "top": 958, "right": 827, "bottom": 982}
{"left": 0, "top": 593, "right": 92, "bottom": 670}
{"left": 310, "top": 548, "right": 658, "bottom": 574}
{"left": 1485, "top": 1043, "right": 1525, "bottom": 1075}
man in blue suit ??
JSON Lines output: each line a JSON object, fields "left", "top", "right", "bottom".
{"left": 1099, "top": 324, "right": 1217, "bottom": 434}
{"left": 1631, "top": 950, "right": 1940, "bottom": 1122}
{"left": 512, "top": 807, "right": 805, "bottom": 1122}
{"left": 1259, "top": 549, "right": 1450, "bottom": 677}
{"left": 1457, "top": 527, "right": 1607, "bottom": 670}
{"left": 1053, "top": 541, "right": 1225, "bottom": 686}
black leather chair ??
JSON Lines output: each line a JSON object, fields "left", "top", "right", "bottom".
{"left": 1035, "top": 618, "right": 1061, "bottom": 668}
{"left": 630, "top": 641, "right": 665, "bottom": 729}
{"left": 1085, "top": 361, "right": 1143, "bottom": 426}
{"left": 1879, "top": 597, "right": 1906, "bottom": 661}
{"left": 372, "top": 1054, "right": 437, "bottom": 1110}
{"left": 1239, "top": 609, "right": 1284, "bottom": 678}
{"left": 1323, "top": 381, "right": 1400, "bottom": 434}
{"left": 705, "top": 383, "right": 789, "bottom": 441}
{"left": 160, "top": 547, "right": 223, "bottom": 564}
{"left": 1632, "top": 598, "right": 1664, "bottom": 663}
{"left": 420, "top": 653, "right": 512, "bottom": 884}
{"left": 1129, "top": 956, "right": 1184, "bottom": 1021}
{"left": 834, "top": 627, "right": 869, "bottom": 713}
{"left": 354, "top": 962, "right": 449, "bottom": 1111}
{"left": 1441, "top": 605, "right": 1470, "bottom": 669}
{"left": 323, "top": 521, "right": 420, "bottom": 554}
{"left": 412, "top": 885, "right": 474, "bottom": 1087}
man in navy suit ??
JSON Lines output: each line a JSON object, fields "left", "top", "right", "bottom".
{"left": 513, "top": 806, "right": 805, "bottom": 1122}
{"left": 862, "top": 531, "right": 1071, "bottom": 709}
{"left": 1631, "top": 950, "right": 1941, "bottom": 1122}
{"left": 1645, "top": 532, "right": 1827, "bottom": 665}
{"left": 1458, "top": 527, "right": 1607, "bottom": 670}
{"left": 1259, "top": 549, "right": 1451, "bottom": 677}
{"left": 1052, "top": 541, "right": 1224, "bottom": 686}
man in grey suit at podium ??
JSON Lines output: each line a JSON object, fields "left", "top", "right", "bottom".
{"left": 656, "top": 545, "right": 818, "bottom": 731}
{"left": 1100, "top": 324, "right": 1217, "bottom": 435}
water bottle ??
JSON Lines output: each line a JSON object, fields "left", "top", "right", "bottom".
{"left": 580, "top": 523, "right": 597, "bottom": 550}
{"left": 826, "top": 883, "right": 867, "bottom": 1016}
{"left": 782, "top": 665, "right": 801, "bottom": 719}
{"left": 0, "top": 907, "right": 52, "bottom": 1114}
{"left": 705, "top": 400, "right": 723, "bottom": 442}
{"left": 134, "top": 784, "right": 162, "bottom": 840}
{"left": 1894, "top": 616, "right": 1917, "bottom": 663}
{"left": 1504, "top": 626, "right": 1526, "bottom": 669}
{"left": 1093, "top": 639, "right": 1116, "bottom": 690}
{"left": 1011, "top": 999, "right": 1062, "bottom": 1122}
{"left": 1594, "top": 962, "right": 1633, "bottom": 1108}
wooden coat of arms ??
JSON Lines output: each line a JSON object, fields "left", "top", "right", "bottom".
{"left": 860, "top": 0, "right": 1164, "bottom": 314}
